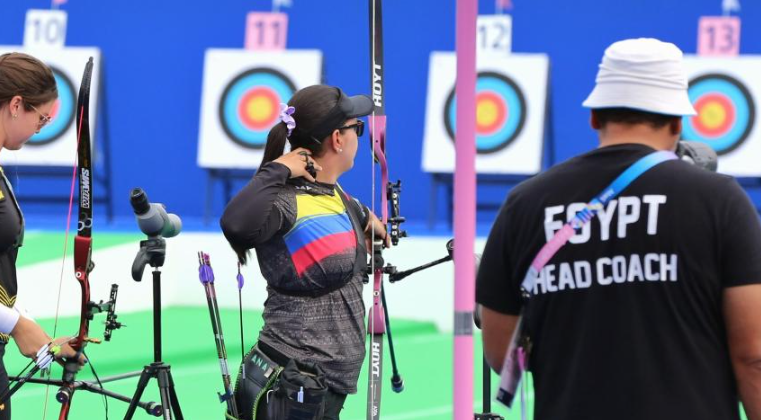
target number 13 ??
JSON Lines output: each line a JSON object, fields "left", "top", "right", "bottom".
{"left": 24, "top": 9, "right": 67, "bottom": 48}
{"left": 698, "top": 16, "right": 740, "bottom": 56}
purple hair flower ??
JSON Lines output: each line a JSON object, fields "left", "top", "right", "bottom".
{"left": 279, "top": 103, "right": 296, "bottom": 137}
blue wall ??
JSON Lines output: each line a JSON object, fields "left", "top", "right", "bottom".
{"left": 1, "top": 0, "right": 759, "bottom": 227}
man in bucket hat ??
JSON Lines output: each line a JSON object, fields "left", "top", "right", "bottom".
{"left": 476, "top": 38, "right": 761, "bottom": 420}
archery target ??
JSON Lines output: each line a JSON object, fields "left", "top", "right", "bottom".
{"left": 422, "top": 52, "right": 549, "bottom": 174}
{"left": 27, "top": 66, "right": 76, "bottom": 146}
{"left": 443, "top": 72, "right": 526, "bottom": 154}
{"left": 198, "top": 49, "right": 323, "bottom": 169}
{"left": 0, "top": 46, "right": 101, "bottom": 166}
{"left": 683, "top": 56, "right": 761, "bottom": 177}
{"left": 219, "top": 68, "right": 297, "bottom": 149}
{"left": 682, "top": 73, "right": 754, "bottom": 155}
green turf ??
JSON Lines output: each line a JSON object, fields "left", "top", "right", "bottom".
{"left": 3, "top": 307, "right": 528, "bottom": 420}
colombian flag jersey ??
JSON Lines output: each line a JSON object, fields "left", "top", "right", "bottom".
{"left": 285, "top": 189, "right": 358, "bottom": 277}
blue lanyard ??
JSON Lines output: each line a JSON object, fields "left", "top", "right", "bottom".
{"left": 521, "top": 150, "right": 678, "bottom": 297}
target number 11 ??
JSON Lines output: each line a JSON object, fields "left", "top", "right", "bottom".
{"left": 245, "top": 12, "right": 288, "bottom": 51}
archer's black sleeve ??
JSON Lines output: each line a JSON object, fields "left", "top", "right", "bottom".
{"left": 719, "top": 178, "right": 761, "bottom": 287}
{"left": 349, "top": 198, "right": 370, "bottom": 230}
{"left": 220, "top": 162, "right": 290, "bottom": 252}
{"left": 476, "top": 194, "right": 522, "bottom": 315}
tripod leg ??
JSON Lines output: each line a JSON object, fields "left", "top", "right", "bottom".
{"left": 124, "top": 368, "right": 156, "bottom": 420}
{"left": 484, "top": 355, "right": 491, "bottom": 413}
{"left": 156, "top": 368, "right": 174, "bottom": 420}
{"left": 166, "top": 369, "right": 184, "bottom": 420}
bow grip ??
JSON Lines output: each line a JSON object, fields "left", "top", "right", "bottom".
{"left": 368, "top": 115, "right": 387, "bottom": 160}
{"left": 74, "top": 236, "right": 93, "bottom": 279}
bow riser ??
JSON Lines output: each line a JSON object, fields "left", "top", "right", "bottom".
{"left": 369, "top": 271, "right": 386, "bottom": 334}
{"left": 73, "top": 235, "right": 93, "bottom": 350}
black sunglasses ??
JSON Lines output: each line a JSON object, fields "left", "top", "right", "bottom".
{"left": 338, "top": 120, "right": 364, "bottom": 137}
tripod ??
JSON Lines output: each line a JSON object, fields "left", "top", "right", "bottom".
{"left": 124, "top": 238, "right": 184, "bottom": 420}
{"left": 474, "top": 306, "right": 504, "bottom": 420}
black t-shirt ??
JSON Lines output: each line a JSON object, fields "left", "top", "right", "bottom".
{"left": 476, "top": 144, "right": 761, "bottom": 420}
{"left": 0, "top": 168, "right": 22, "bottom": 343}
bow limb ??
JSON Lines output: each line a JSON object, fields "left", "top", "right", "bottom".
{"left": 50, "top": 57, "right": 95, "bottom": 420}
{"left": 367, "top": 1, "right": 388, "bottom": 419}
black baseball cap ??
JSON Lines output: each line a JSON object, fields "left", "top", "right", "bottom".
{"left": 308, "top": 87, "right": 374, "bottom": 142}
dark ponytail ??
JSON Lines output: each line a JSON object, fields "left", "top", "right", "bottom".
{"left": 261, "top": 122, "right": 289, "bottom": 166}
{"left": 259, "top": 85, "right": 342, "bottom": 167}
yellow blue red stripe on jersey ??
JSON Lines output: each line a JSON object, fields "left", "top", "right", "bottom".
{"left": 284, "top": 188, "right": 357, "bottom": 276}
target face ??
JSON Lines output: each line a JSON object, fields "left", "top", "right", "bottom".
{"left": 218, "top": 68, "right": 297, "bottom": 149}
{"left": 683, "top": 73, "right": 755, "bottom": 155}
{"left": 27, "top": 67, "right": 75, "bottom": 146}
{"left": 444, "top": 71, "right": 526, "bottom": 154}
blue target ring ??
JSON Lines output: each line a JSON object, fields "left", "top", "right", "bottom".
{"left": 218, "top": 68, "right": 297, "bottom": 149}
{"left": 682, "top": 74, "right": 755, "bottom": 155}
{"left": 444, "top": 71, "right": 526, "bottom": 154}
{"left": 28, "top": 67, "right": 75, "bottom": 146}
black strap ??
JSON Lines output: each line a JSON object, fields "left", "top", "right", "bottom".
{"left": 0, "top": 169, "right": 24, "bottom": 249}
{"left": 335, "top": 184, "right": 367, "bottom": 278}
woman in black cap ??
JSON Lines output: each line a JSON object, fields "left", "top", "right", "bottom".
{"left": 221, "top": 84, "right": 387, "bottom": 419}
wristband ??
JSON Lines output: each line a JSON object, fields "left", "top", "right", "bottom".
{"left": 0, "top": 306, "right": 20, "bottom": 335}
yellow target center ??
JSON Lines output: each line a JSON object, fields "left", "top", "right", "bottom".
{"left": 477, "top": 100, "right": 499, "bottom": 127}
{"left": 246, "top": 96, "right": 274, "bottom": 122}
{"left": 699, "top": 102, "right": 727, "bottom": 129}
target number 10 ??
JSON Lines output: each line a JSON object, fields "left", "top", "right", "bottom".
{"left": 24, "top": 9, "right": 67, "bottom": 48}
{"left": 245, "top": 12, "right": 288, "bottom": 51}
{"left": 698, "top": 16, "right": 740, "bottom": 56}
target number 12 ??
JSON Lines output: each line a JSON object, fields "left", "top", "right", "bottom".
{"left": 477, "top": 15, "right": 512, "bottom": 56}
{"left": 698, "top": 16, "right": 740, "bottom": 56}
{"left": 245, "top": 12, "right": 288, "bottom": 51}
{"left": 24, "top": 9, "right": 67, "bottom": 48}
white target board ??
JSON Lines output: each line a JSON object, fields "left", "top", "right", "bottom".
{"left": 197, "top": 49, "right": 323, "bottom": 169}
{"left": 683, "top": 55, "right": 761, "bottom": 177}
{"left": 0, "top": 46, "right": 101, "bottom": 166}
{"left": 422, "top": 52, "right": 549, "bottom": 175}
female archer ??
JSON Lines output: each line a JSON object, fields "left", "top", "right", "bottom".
{"left": 221, "top": 84, "right": 389, "bottom": 419}
{"left": 0, "top": 52, "right": 83, "bottom": 419}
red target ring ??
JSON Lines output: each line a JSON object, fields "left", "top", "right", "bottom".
{"left": 691, "top": 93, "right": 735, "bottom": 138}
{"left": 476, "top": 91, "right": 508, "bottom": 135}
{"left": 49, "top": 100, "right": 61, "bottom": 120}
{"left": 237, "top": 87, "right": 280, "bottom": 131}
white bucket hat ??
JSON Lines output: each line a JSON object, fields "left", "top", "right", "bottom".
{"left": 582, "top": 38, "right": 697, "bottom": 116}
